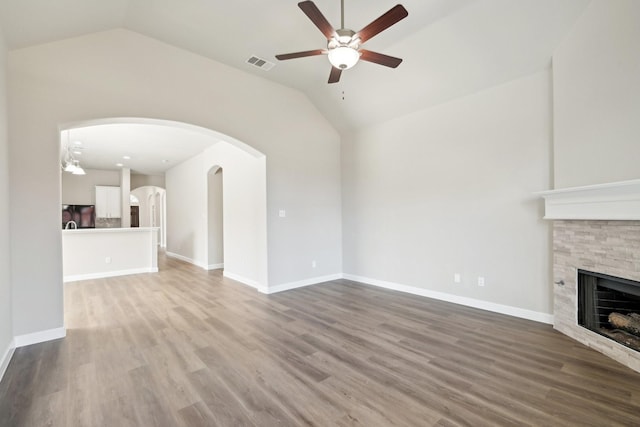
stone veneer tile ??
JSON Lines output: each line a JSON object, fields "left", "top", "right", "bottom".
{"left": 553, "top": 220, "right": 640, "bottom": 373}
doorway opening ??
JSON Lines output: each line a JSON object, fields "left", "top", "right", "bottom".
{"left": 59, "top": 117, "right": 268, "bottom": 290}
{"left": 130, "top": 193, "right": 140, "bottom": 227}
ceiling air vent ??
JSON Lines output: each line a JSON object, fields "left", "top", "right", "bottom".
{"left": 247, "top": 55, "right": 275, "bottom": 71}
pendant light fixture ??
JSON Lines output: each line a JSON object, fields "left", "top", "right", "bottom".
{"left": 71, "top": 160, "right": 85, "bottom": 175}
{"left": 62, "top": 130, "right": 86, "bottom": 175}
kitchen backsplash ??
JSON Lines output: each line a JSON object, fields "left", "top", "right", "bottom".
{"left": 96, "top": 218, "right": 122, "bottom": 228}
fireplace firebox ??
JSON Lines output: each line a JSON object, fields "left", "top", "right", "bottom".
{"left": 578, "top": 270, "right": 640, "bottom": 352}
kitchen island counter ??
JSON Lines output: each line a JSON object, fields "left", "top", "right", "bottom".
{"left": 62, "top": 227, "right": 159, "bottom": 282}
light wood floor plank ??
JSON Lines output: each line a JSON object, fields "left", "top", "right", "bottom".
{"left": 2, "top": 253, "right": 640, "bottom": 426}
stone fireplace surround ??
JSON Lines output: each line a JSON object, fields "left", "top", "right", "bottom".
{"left": 539, "top": 179, "right": 640, "bottom": 373}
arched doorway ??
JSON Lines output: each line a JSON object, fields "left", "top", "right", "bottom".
{"left": 131, "top": 186, "right": 167, "bottom": 247}
{"left": 60, "top": 118, "right": 268, "bottom": 290}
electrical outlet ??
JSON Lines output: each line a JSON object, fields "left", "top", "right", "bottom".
{"left": 454, "top": 273, "right": 461, "bottom": 283}
{"left": 105, "top": 257, "right": 112, "bottom": 264}
{"left": 311, "top": 260, "right": 317, "bottom": 268}
{"left": 478, "top": 276, "right": 485, "bottom": 287}
{"left": 278, "top": 209, "right": 286, "bottom": 218}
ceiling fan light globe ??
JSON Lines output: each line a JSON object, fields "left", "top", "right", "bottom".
{"left": 328, "top": 46, "right": 360, "bottom": 70}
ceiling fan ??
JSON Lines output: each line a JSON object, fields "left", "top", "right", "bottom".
{"left": 276, "top": 1, "right": 408, "bottom": 84}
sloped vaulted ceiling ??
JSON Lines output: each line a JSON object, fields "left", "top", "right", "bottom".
{"left": 0, "top": 0, "right": 589, "bottom": 131}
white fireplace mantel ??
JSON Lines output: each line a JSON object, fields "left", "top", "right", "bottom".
{"left": 536, "top": 179, "right": 640, "bottom": 220}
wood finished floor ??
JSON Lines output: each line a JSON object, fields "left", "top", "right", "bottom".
{"left": 2, "top": 255, "right": 640, "bottom": 426}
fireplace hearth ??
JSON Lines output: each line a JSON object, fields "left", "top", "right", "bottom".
{"left": 578, "top": 270, "right": 640, "bottom": 352}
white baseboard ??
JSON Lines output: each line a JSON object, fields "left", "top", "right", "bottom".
{"left": 223, "top": 271, "right": 266, "bottom": 292}
{"left": 342, "top": 274, "right": 554, "bottom": 325}
{"left": 0, "top": 338, "right": 15, "bottom": 383}
{"left": 64, "top": 267, "right": 158, "bottom": 283}
{"left": 166, "top": 251, "right": 209, "bottom": 270}
{"left": 265, "top": 273, "right": 343, "bottom": 294}
{"left": 14, "top": 327, "right": 66, "bottom": 348}
{"left": 207, "top": 263, "right": 224, "bottom": 270}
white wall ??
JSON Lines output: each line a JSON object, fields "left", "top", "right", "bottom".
{"left": 62, "top": 168, "right": 119, "bottom": 205}
{"left": 207, "top": 168, "right": 223, "bottom": 268}
{"left": 8, "top": 29, "right": 341, "bottom": 337}
{"left": 166, "top": 153, "right": 206, "bottom": 265}
{"left": 131, "top": 173, "right": 165, "bottom": 190}
{"left": 0, "top": 24, "right": 14, "bottom": 378}
{"left": 553, "top": 0, "right": 640, "bottom": 188}
{"left": 166, "top": 141, "right": 267, "bottom": 288}
{"left": 204, "top": 143, "right": 267, "bottom": 286}
{"left": 342, "top": 71, "right": 553, "bottom": 316}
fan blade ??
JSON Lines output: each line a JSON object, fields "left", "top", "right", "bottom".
{"left": 276, "top": 49, "right": 326, "bottom": 61}
{"left": 360, "top": 50, "right": 403, "bottom": 68}
{"left": 298, "top": 1, "right": 337, "bottom": 40}
{"left": 356, "top": 4, "right": 408, "bottom": 43}
{"left": 328, "top": 67, "right": 342, "bottom": 84}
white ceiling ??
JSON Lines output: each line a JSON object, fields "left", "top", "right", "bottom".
{"left": 61, "top": 123, "right": 218, "bottom": 175}
{"left": 0, "top": 0, "right": 590, "bottom": 132}
{"left": 0, "top": 0, "right": 589, "bottom": 130}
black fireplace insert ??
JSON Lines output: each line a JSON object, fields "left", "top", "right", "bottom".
{"left": 578, "top": 270, "right": 640, "bottom": 352}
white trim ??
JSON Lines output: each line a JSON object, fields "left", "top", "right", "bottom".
{"left": 165, "top": 251, "right": 208, "bottom": 269}
{"left": 265, "top": 274, "right": 343, "bottom": 294}
{"left": 64, "top": 267, "right": 158, "bottom": 283}
{"left": 223, "top": 271, "right": 266, "bottom": 293}
{"left": 0, "top": 338, "right": 15, "bottom": 383}
{"left": 343, "top": 274, "right": 554, "bottom": 325}
{"left": 207, "top": 263, "right": 224, "bottom": 270}
{"left": 63, "top": 117, "right": 266, "bottom": 159}
{"left": 536, "top": 179, "right": 640, "bottom": 220}
{"left": 14, "top": 327, "right": 66, "bottom": 348}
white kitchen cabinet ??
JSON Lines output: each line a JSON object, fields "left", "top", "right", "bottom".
{"left": 95, "top": 186, "right": 121, "bottom": 218}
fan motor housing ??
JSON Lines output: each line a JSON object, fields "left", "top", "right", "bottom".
{"left": 329, "top": 29, "right": 359, "bottom": 48}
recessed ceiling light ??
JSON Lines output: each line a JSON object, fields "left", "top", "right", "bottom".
{"left": 123, "top": 155, "right": 131, "bottom": 160}
{"left": 116, "top": 163, "right": 123, "bottom": 167}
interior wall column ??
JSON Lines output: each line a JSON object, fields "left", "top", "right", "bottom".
{"left": 120, "top": 167, "right": 131, "bottom": 228}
